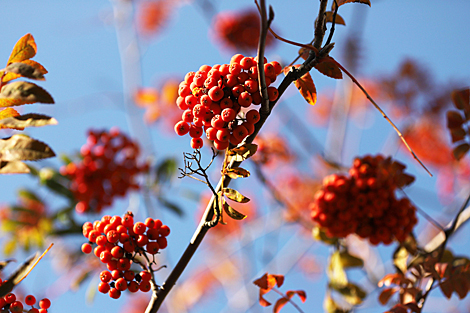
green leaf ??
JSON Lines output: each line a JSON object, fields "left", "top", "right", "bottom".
{"left": 155, "top": 157, "right": 178, "bottom": 184}
{"left": 0, "top": 113, "right": 57, "bottom": 129}
{"left": 223, "top": 201, "right": 247, "bottom": 220}
{"left": 157, "top": 196, "right": 184, "bottom": 216}
{"left": 223, "top": 187, "right": 250, "bottom": 203}
{"left": 0, "top": 134, "right": 55, "bottom": 162}
{"left": 224, "top": 167, "right": 250, "bottom": 179}
{"left": 227, "top": 143, "right": 258, "bottom": 162}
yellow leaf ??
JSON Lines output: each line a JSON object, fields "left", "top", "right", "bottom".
{"left": 7, "top": 34, "right": 37, "bottom": 65}
{"left": 223, "top": 187, "right": 250, "bottom": 203}
{"left": 325, "top": 11, "right": 346, "bottom": 25}
{"left": 0, "top": 108, "right": 22, "bottom": 130}
{"left": 227, "top": 143, "right": 258, "bottom": 161}
{"left": 223, "top": 167, "right": 250, "bottom": 179}
{"left": 223, "top": 201, "right": 247, "bottom": 220}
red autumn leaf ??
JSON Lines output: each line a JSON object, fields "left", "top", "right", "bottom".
{"left": 378, "top": 273, "right": 407, "bottom": 288}
{"left": 439, "top": 278, "right": 454, "bottom": 299}
{"left": 253, "top": 273, "right": 285, "bottom": 307}
{"left": 273, "top": 298, "right": 289, "bottom": 313}
{"left": 452, "top": 276, "right": 469, "bottom": 299}
{"left": 453, "top": 143, "right": 470, "bottom": 160}
{"left": 315, "top": 57, "right": 343, "bottom": 79}
{"left": 7, "top": 34, "right": 37, "bottom": 65}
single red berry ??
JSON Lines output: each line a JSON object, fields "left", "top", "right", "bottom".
{"left": 246, "top": 109, "right": 260, "bottom": 124}
{"left": 81, "top": 243, "right": 92, "bottom": 254}
{"left": 109, "top": 288, "right": 121, "bottom": 299}
{"left": 157, "top": 236, "right": 168, "bottom": 249}
{"left": 159, "top": 225, "right": 171, "bottom": 237}
{"left": 174, "top": 121, "right": 190, "bottom": 136}
{"left": 115, "top": 278, "right": 128, "bottom": 291}
{"left": 111, "top": 246, "right": 124, "bottom": 259}
{"left": 146, "top": 228, "right": 160, "bottom": 240}
{"left": 216, "top": 128, "right": 230, "bottom": 142}
{"left": 136, "top": 234, "right": 149, "bottom": 247}
{"left": 208, "top": 86, "right": 224, "bottom": 102}
{"left": 133, "top": 222, "right": 146, "bottom": 235}
{"left": 100, "top": 270, "right": 112, "bottom": 283}
{"left": 5, "top": 293, "right": 16, "bottom": 303}
{"left": 139, "top": 280, "right": 151, "bottom": 292}
{"left": 230, "top": 54, "right": 244, "bottom": 65}
{"left": 205, "top": 127, "right": 218, "bottom": 141}
{"left": 267, "top": 86, "right": 279, "bottom": 101}
{"left": 191, "top": 138, "right": 204, "bottom": 149}
{"left": 200, "top": 94, "right": 212, "bottom": 107}
{"left": 211, "top": 115, "right": 226, "bottom": 129}
{"left": 39, "top": 298, "right": 51, "bottom": 309}
{"left": 100, "top": 250, "right": 113, "bottom": 263}
{"left": 144, "top": 218, "right": 155, "bottom": 228}
{"left": 28, "top": 308, "right": 40, "bottom": 313}
{"left": 98, "top": 282, "right": 111, "bottom": 294}
{"left": 111, "top": 270, "right": 123, "bottom": 280}
{"left": 146, "top": 241, "right": 160, "bottom": 254}
{"left": 240, "top": 57, "right": 255, "bottom": 70}
{"left": 10, "top": 301, "right": 23, "bottom": 312}
{"left": 128, "top": 281, "right": 139, "bottom": 293}
{"left": 140, "top": 271, "right": 152, "bottom": 282}
{"left": 221, "top": 108, "right": 236, "bottom": 122}
{"left": 25, "top": 295, "right": 36, "bottom": 306}
{"left": 189, "top": 124, "right": 203, "bottom": 138}
{"left": 123, "top": 270, "right": 135, "bottom": 281}
{"left": 214, "top": 139, "right": 229, "bottom": 150}
{"left": 232, "top": 125, "right": 248, "bottom": 141}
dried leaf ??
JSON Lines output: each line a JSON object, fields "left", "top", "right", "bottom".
{"left": 286, "top": 290, "right": 307, "bottom": 302}
{"left": 333, "top": 0, "right": 371, "bottom": 10}
{"left": 447, "top": 110, "right": 465, "bottom": 128}
{"left": 315, "top": 57, "right": 343, "bottom": 79}
{"left": 378, "top": 273, "right": 408, "bottom": 288}
{"left": 0, "top": 81, "right": 54, "bottom": 106}
{"left": 5, "top": 62, "right": 46, "bottom": 81}
{"left": 439, "top": 278, "right": 453, "bottom": 299}
{"left": 223, "top": 167, "right": 250, "bottom": 179}
{"left": 379, "top": 287, "right": 398, "bottom": 305}
{"left": 298, "top": 47, "right": 310, "bottom": 61}
{"left": 253, "top": 273, "right": 284, "bottom": 290}
{"left": 453, "top": 143, "right": 470, "bottom": 160}
{"left": 0, "top": 113, "right": 57, "bottom": 129}
{"left": 325, "top": 11, "right": 346, "bottom": 25}
{"left": 227, "top": 143, "right": 258, "bottom": 161}
{"left": 223, "top": 187, "right": 250, "bottom": 203}
{"left": 0, "top": 134, "right": 55, "bottom": 161}
{"left": 223, "top": 201, "right": 247, "bottom": 220}
{"left": 2, "top": 60, "right": 48, "bottom": 83}
{"left": 0, "top": 161, "right": 30, "bottom": 174}
{"left": 7, "top": 34, "right": 37, "bottom": 65}
{"left": 451, "top": 88, "right": 470, "bottom": 111}
{"left": 452, "top": 276, "right": 469, "bottom": 299}
{"left": 450, "top": 127, "right": 466, "bottom": 143}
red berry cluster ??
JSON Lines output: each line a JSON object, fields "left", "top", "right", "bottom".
{"left": 212, "top": 9, "right": 275, "bottom": 52}
{"left": 60, "top": 128, "right": 149, "bottom": 214}
{"left": 174, "top": 54, "right": 281, "bottom": 150}
{"left": 81, "top": 212, "right": 170, "bottom": 299}
{"left": 310, "top": 155, "right": 418, "bottom": 245}
{"left": 0, "top": 290, "right": 51, "bottom": 313}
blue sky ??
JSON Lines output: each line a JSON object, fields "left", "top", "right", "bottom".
{"left": 0, "top": 1, "right": 470, "bottom": 313}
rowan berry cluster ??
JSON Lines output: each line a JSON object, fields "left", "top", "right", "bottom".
{"left": 212, "top": 9, "right": 275, "bottom": 51}
{"left": 174, "top": 54, "right": 281, "bottom": 150}
{"left": 0, "top": 289, "right": 51, "bottom": 313}
{"left": 81, "top": 212, "right": 170, "bottom": 299}
{"left": 310, "top": 155, "right": 418, "bottom": 245}
{"left": 60, "top": 128, "right": 149, "bottom": 213}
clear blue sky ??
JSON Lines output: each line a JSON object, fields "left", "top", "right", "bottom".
{"left": 0, "top": 1, "right": 469, "bottom": 313}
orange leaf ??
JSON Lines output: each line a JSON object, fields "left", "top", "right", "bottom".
{"left": 286, "top": 290, "right": 307, "bottom": 302}
{"left": 0, "top": 108, "right": 22, "bottom": 130}
{"left": 273, "top": 298, "right": 289, "bottom": 313}
{"left": 134, "top": 87, "right": 158, "bottom": 107}
{"left": 2, "top": 60, "right": 48, "bottom": 83}
{"left": 315, "top": 57, "right": 343, "bottom": 79}
{"left": 325, "top": 11, "right": 346, "bottom": 25}
{"left": 7, "top": 34, "right": 37, "bottom": 65}
{"left": 333, "top": 0, "right": 371, "bottom": 9}
{"left": 378, "top": 287, "right": 397, "bottom": 305}
{"left": 285, "top": 66, "right": 317, "bottom": 106}
{"left": 253, "top": 273, "right": 284, "bottom": 290}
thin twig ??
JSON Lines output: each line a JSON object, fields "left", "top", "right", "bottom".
{"left": 331, "top": 58, "right": 432, "bottom": 176}
{"left": 324, "top": 0, "right": 339, "bottom": 47}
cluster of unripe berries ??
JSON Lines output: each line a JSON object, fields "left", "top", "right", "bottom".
{"left": 174, "top": 53, "right": 281, "bottom": 150}
{"left": 60, "top": 128, "right": 149, "bottom": 213}
{"left": 0, "top": 289, "right": 51, "bottom": 313}
{"left": 310, "top": 155, "right": 418, "bottom": 245}
{"left": 81, "top": 212, "right": 170, "bottom": 299}
{"left": 212, "top": 10, "right": 275, "bottom": 51}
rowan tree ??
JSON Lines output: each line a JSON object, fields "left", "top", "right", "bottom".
{"left": 0, "top": 1, "right": 469, "bottom": 313}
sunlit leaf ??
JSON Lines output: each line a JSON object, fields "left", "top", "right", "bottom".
{"left": 223, "top": 201, "right": 247, "bottom": 220}
{"left": 328, "top": 252, "right": 348, "bottom": 287}
{"left": 393, "top": 246, "right": 409, "bottom": 274}
{"left": 273, "top": 298, "right": 288, "bottom": 313}
{"left": 253, "top": 273, "right": 284, "bottom": 290}
{"left": 330, "top": 282, "right": 366, "bottom": 305}
{"left": 315, "top": 57, "right": 343, "bottom": 79}
{"left": 325, "top": 11, "right": 346, "bottom": 25}
{"left": 288, "top": 68, "right": 317, "bottom": 106}
{"left": 7, "top": 34, "right": 37, "bottom": 65}
{"left": 223, "top": 187, "right": 250, "bottom": 203}
{"left": 324, "top": 293, "right": 348, "bottom": 313}
{"left": 5, "top": 62, "right": 46, "bottom": 81}
{"left": 2, "top": 60, "right": 48, "bottom": 83}
{"left": 0, "top": 81, "right": 54, "bottom": 106}
{"left": 0, "top": 108, "right": 21, "bottom": 130}
{"left": 0, "top": 113, "right": 57, "bottom": 129}
{"left": 134, "top": 87, "right": 158, "bottom": 107}
{"left": 223, "top": 167, "right": 250, "bottom": 179}
{"left": 227, "top": 143, "right": 258, "bottom": 161}
{"left": 453, "top": 143, "right": 470, "bottom": 160}
{"left": 286, "top": 290, "right": 307, "bottom": 302}
{"left": 0, "top": 161, "right": 30, "bottom": 174}
{"left": 338, "top": 251, "right": 363, "bottom": 268}
{"left": 0, "top": 134, "right": 55, "bottom": 161}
